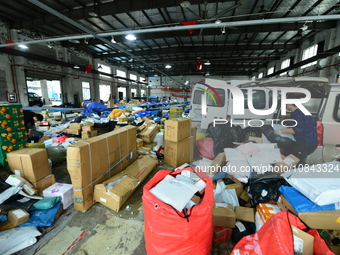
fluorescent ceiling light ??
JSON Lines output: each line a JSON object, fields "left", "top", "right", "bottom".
{"left": 204, "top": 60, "right": 211, "bottom": 65}
{"left": 74, "top": 65, "right": 80, "bottom": 69}
{"left": 111, "top": 36, "right": 116, "bottom": 43}
{"left": 165, "top": 64, "right": 171, "bottom": 68}
{"left": 125, "top": 34, "right": 136, "bottom": 41}
{"left": 18, "top": 44, "right": 28, "bottom": 49}
{"left": 69, "top": 39, "right": 80, "bottom": 43}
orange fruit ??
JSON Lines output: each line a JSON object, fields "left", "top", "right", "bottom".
{"left": 7, "top": 133, "right": 13, "bottom": 138}
{"left": 5, "top": 114, "right": 10, "bottom": 119}
{"left": 1, "top": 133, "right": 6, "bottom": 137}
{"left": 1, "top": 108, "right": 6, "bottom": 113}
{"left": 11, "top": 139, "right": 16, "bottom": 143}
{"left": 2, "top": 121, "right": 7, "bottom": 126}
{"left": 6, "top": 127, "right": 12, "bottom": 132}
{"left": 19, "top": 108, "right": 23, "bottom": 112}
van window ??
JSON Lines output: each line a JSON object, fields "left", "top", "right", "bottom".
{"left": 333, "top": 94, "right": 340, "bottom": 122}
{"left": 193, "top": 88, "right": 225, "bottom": 106}
{"left": 242, "top": 89, "right": 265, "bottom": 109}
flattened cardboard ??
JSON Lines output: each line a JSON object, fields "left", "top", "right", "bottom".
{"left": 94, "top": 155, "right": 158, "bottom": 212}
{"left": 67, "top": 125, "right": 137, "bottom": 211}
{"left": 291, "top": 225, "right": 314, "bottom": 255}
{"left": 277, "top": 195, "right": 340, "bottom": 230}
{"left": 164, "top": 136, "right": 191, "bottom": 168}
{"left": 164, "top": 118, "right": 191, "bottom": 142}
{"left": 70, "top": 123, "right": 83, "bottom": 129}
{"left": 274, "top": 154, "right": 300, "bottom": 173}
{"left": 7, "top": 148, "right": 51, "bottom": 183}
{"left": 138, "top": 124, "right": 159, "bottom": 143}
{"left": 235, "top": 206, "right": 255, "bottom": 222}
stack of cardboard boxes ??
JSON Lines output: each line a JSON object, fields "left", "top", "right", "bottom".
{"left": 7, "top": 148, "right": 56, "bottom": 196}
{"left": 164, "top": 118, "right": 192, "bottom": 167}
{"left": 81, "top": 122, "right": 98, "bottom": 139}
{"left": 137, "top": 119, "right": 160, "bottom": 155}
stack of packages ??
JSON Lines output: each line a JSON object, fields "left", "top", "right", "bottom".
{"left": 0, "top": 103, "right": 28, "bottom": 168}
{"left": 163, "top": 118, "right": 193, "bottom": 167}
{"left": 136, "top": 119, "right": 160, "bottom": 155}
{"left": 0, "top": 148, "right": 70, "bottom": 232}
{"left": 81, "top": 122, "right": 98, "bottom": 139}
{"left": 67, "top": 125, "right": 158, "bottom": 212}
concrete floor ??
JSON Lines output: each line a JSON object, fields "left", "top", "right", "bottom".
{"left": 11, "top": 158, "right": 234, "bottom": 255}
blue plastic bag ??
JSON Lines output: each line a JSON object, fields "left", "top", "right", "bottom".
{"left": 19, "top": 203, "right": 62, "bottom": 227}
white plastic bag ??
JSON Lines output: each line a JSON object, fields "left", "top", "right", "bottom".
{"left": 152, "top": 132, "right": 164, "bottom": 151}
{"left": 0, "top": 226, "right": 41, "bottom": 255}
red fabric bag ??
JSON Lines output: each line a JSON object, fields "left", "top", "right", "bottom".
{"left": 143, "top": 168, "right": 214, "bottom": 255}
{"left": 231, "top": 210, "right": 335, "bottom": 255}
{"left": 197, "top": 137, "right": 215, "bottom": 160}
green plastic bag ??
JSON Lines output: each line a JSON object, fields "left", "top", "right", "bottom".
{"left": 33, "top": 197, "right": 61, "bottom": 210}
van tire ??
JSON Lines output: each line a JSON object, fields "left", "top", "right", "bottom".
{"left": 243, "top": 127, "right": 262, "bottom": 140}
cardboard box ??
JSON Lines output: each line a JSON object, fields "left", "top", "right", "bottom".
{"left": 274, "top": 154, "right": 300, "bottom": 173}
{"left": 277, "top": 195, "right": 340, "bottom": 230}
{"left": 143, "top": 141, "right": 157, "bottom": 148}
{"left": 226, "top": 182, "right": 243, "bottom": 198}
{"left": 209, "top": 152, "right": 226, "bottom": 175}
{"left": 164, "top": 118, "right": 191, "bottom": 142}
{"left": 81, "top": 131, "right": 91, "bottom": 139}
{"left": 82, "top": 126, "right": 94, "bottom": 132}
{"left": 164, "top": 136, "right": 191, "bottom": 168}
{"left": 235, "top": 206, "right": 255, "bottom": 223}
{"left": 67, "top": 125, "right": 137, "bottom": 211}
{"left": 91, "top": 130, "right": 98, "bottom": 137}
{"left": 137, "top": 119, "right": 151, "bottom": 132}
{"left": 248, "top": 136, "right": 263, "bottom": 143}
{"left": 0, "top": 220, "right": 15, "bottom": 231}
{"left": 8, "top": 209, "right": 29, "bottom": 226}
{"left": 7, "top": 148, "right": 51, "bottom": 183}
{"left": 240, "top": 190, "right": 251, "bottom": 202}
{"left": 291, "top": 225, "right": 314, "bottom": 255}
{"left": 136, "top": 138, "right": 143, "bottom": 148}
{"left": 65, "top": 138, "right": 79, "bottom": 142}
{"left": 54, "top": 115, "right": 62, "bottom": 121}
{"left": 191, "top": 195, "right": 201, "bottom": 205}
{"left": 213, "top": 226, "right": 232, "bottom": 246}
{"left": 43, "top": 183, "right": 74, "bottom": 210}
{"left": 86, "top": 122, "right": 94, "bottom": 127}
{"left": 32, "top": 174, "right": 56, "bottom": 196}
{"left": 138, "top": 124, "right": 159, "bottom": 143}
{"left": 66, "top": 128, "right": 81, "bottom": 135}
{"left": 213, "top": 203, "right": 236, "bottom": 228}
{"left": 137, "top": 146, "right": 151, "bottom": 155}
{"left": 190, "top": 131, "right": 196, "bottom": 163}
{"left": 70, "top": 123, "right": 83, "bottom": 129}
{"left": 94, "top": 155, "right": 158, "bottom": 212}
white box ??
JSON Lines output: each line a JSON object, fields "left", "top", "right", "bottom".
{"left": 43, "top": 183, "right": 73, "bottom": 209}
{"left": 5, "top": 175, "right": 26, "bottom": 187}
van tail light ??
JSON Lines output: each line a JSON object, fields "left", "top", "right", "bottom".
{"left": 316, "top": 120, "right": 323, "bottom": 146}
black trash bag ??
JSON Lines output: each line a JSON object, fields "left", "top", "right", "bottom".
{"left": 3, "top": 193, "right": 39, "bottom": 211}
{"left": 249, "top": 176, "right": 290, "bottom": 205}
{"left": 231, "top": 221, "right": 254, "bottom": 244}
{"left": 28, "top": 130, "right": 44, "bottom": 143}
{"left": 207, "top": 123, "right": 245, "bottom": 157}
{"left": 260, "top": 125, "right": 293, "bottom": 150}
{"left": 207, "top": 123, "right": 233, "bottom": 157}
{"left": 94, "top": 121, "right": 116, "bottom": 135}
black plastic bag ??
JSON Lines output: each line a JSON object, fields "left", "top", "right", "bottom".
{"left": 207, "top": 123, "right": 245, "bottom": 157}
{"left": 231, "top": 221, "right": 253, "bottom": 244}
{"left": 249, "top": 175, "right": 290, "bottom": 205}
{"left": 260, "top": 125, "right": 293, "bottom": 151}
{"left": 94, "top": 121, "right": 116, "bottom": 135}
{"left": 28, "top": 130, "right": 44, "bottom": 143}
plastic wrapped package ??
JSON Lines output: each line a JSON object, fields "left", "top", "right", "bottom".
{"left": 152, "top": 132, "right": 164, "bottom": 151}
{"left": 46, "top": 146, "right": 66, "bottom": 166}
{"left": 0, "top": 226, "right": 41, "bottom": 255}
{"left": 143, "top": 168, "right": 213, "bottom": 255}
{"left": 197, "top": 137, "right": 215, "bottom": 160}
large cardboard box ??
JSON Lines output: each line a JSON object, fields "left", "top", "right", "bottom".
{"left": 278, "top": 195, "right": 340, "bottom": 230}
{"left": 235, "top": 206, "right": 255, "bottom": 222}
{"left": 212, "top": 203, "right": 236, "bottom": 228}
{"left": 94, "top": 155, "right": 158, "bottom": 212}
{"left": 43, "top": 183, "right": 74, "bottom": 210}
{"left": 138, "top": 124, "right": 159, "bottom": 143}
{"left": 190, "top": 124, "right": 197, "bottom": 163}
{"left": 8, "top": 209, "right": 29, "bottom": 226}
{"left": 164, "top": 118, "right": 191, "bottom": 142}
{"left": 67, "top": 125, "right": 137, "bottom": 211}
{"left": 291, "top": 225, "right": 314, "bottom": 255}
{"left": 164, "top": 136, "right": 191, "bottom": 168}
{"left": 7, "top": 148, "right": 51, "bottom": 183}
{"left": 213, "top": 226, "right": 232, "bottom": 246}
{"left": 32, "top": 174, "right": 56, "bottom": 196}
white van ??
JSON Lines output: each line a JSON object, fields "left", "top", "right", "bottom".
{"left": 190, "top": 77, "right": 340, "bottom": 164}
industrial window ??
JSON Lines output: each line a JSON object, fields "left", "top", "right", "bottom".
{"left": 141, "top": 89, "right": 146, "bottom": 96}
{"left": 98, "top": 64, "right": 111, "bottom": 77}
{"left": 82, "top": 82, "right": 91, "bottom": 100}
{"left": 116, "top": 69, "right": 126, "bottom": 82}
{"left": 130, "top": 74, "right": 137, "bottom": 81}
{"left": 301, "top": 44, "right": 318, "bottom": 69}
{"left": 267, "top": 67, "right": 274, "bottom": 75}
{"left": 242, "top": 89, "right": 266, "bottom": 109}
{"left": 258, "top": 72, "right": 263, "bottom": 79}
{"left": 280, "top": 59, "right": 290, "bottom": 76}
{"left": 139, "top": 77, "right": 145, "bottom": 83}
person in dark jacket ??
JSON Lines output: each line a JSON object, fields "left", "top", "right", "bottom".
{"left": 275, "top": 103, "right": 318, "bottom": 166}
{"left": 23, "top": 110, "right": 43, "bottom": 130}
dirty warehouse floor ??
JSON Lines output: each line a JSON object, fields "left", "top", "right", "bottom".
{"left": 13, "top": 159, "right": 234, "bottom": 255}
